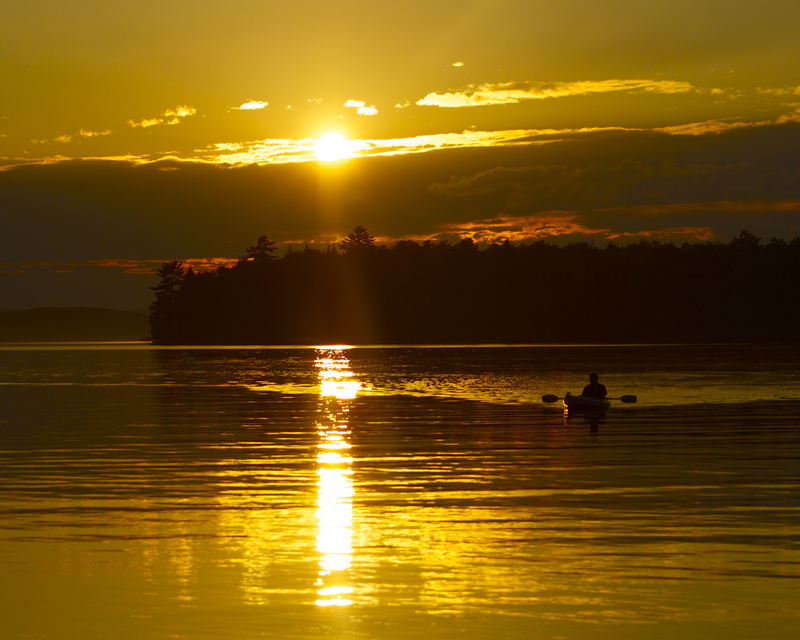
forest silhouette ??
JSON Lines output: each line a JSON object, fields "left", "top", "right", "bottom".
{"left": 149, "top": 228, "right": 800, "bottom": 345}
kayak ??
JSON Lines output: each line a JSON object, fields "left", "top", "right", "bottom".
{"left": 563, "top": 392, "right": 610, "bottom": 412}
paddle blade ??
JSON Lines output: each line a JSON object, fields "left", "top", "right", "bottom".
{"left": 542, "top": 394, "right": 560, "bottom": 403}
{"left": 619, "top": 395, "right": 637, "bottom": 403}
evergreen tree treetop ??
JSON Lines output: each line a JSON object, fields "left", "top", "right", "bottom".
{"left": 241, "top": 235, "right": 278, "bottom": 262}
{"left": 339, "top": 226, "right": 376, "bottom": 253}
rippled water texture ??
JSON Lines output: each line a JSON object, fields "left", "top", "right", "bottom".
{"left": 1, "top": 345, "right": 799, "bottom": 639}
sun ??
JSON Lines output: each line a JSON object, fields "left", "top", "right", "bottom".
{"left": 314, "top": 132, "right": 352, "bottom": 162}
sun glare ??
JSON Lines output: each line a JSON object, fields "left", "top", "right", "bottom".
{"left": 314, "top": 132, "right": 352, "bottom": 162}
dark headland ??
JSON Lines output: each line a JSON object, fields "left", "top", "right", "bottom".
{"left": 150, "top": 229, "right": 800, "bottom": 345}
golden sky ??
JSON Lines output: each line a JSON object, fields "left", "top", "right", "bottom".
{"left": 2, "top": 0, "right": 800, "bottom": 308}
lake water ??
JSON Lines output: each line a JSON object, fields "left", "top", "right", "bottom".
{"left": 1, "top": 344, "right": 799, "bottom": 639}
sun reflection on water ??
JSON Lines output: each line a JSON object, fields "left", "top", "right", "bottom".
{"left": 314, "top": 348, "right": 362, "bottom": 607}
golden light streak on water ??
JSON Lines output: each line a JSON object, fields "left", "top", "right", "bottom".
{"left": 315, "top": 348, "right": 365, "bottom": 400}
{"left": 313, "top": 348, "right": 360, "bottom": 607}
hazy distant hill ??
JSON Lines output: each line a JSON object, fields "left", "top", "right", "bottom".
{"left": 0, "top": 308, "right": 150, "bottom": 342}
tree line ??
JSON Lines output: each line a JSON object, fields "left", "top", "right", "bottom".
{"left": 149, "top": 228, "right": 800, "bottom": 344}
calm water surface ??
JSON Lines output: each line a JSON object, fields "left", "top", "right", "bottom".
{"left": 0, "top": 345, "right": 799, "bottom": 639}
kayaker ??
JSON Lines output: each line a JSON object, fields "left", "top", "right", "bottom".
{"left": 581, "top": 373, "right": 607, "bottom": 400}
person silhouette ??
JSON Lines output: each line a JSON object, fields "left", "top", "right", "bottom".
{"left": 581, "top": 373, "right": 607, "bottom": 401}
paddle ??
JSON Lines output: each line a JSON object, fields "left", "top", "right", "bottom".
{"left": 542, "top": 394, "right": 637, "bottom": 403}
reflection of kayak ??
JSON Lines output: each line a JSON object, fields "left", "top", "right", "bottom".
{"left": 563, "top": 393, "right": 610, "bottom": 412}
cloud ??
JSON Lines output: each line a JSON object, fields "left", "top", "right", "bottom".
{"left": 655, "top": 120, "right": 755, "bottom": 135}
{"left": 209, "top": 142, "right": 243, "bottom": 152}
{"left": 777, "top": 107, "right": 800, "bottom": 124}
{"left": 233, "top": 100, "right": 270, "bottom": 110}
{"left": 128, "top": 105, "right": 196, "bottom": 128}
{"left": 16, "top": 115, "right": 783, "bottom": 168}
{"left": 79, "top": 129, "right": 113, "bottom": 138}
{"left": 203, "top": 138, "right": 318, "bottom": 165}
{"left": 425, "top": 212, "right": 720, "bottom": 245}
{"left": 417, "top": 79, "right": 697, "bottom": 107}
{"left": 757, "top": 86, "right": 800, "bottom": 96}
{"left": 256, "top": 127, "right": 658, "bottom": 165}
{"left": 656, "top": 107, "right": 800, "bottom": 134}
{"left": 16, "top": 128, "right": 566, "bottom": 166}
{"left": 128, "top": 117, "right": 163, "bottom": 128}
{"left": 196, "top": 129, "right": 550, "bottom": 165}
{"left": 14, "top": 105, "right": 800, "bottom": 169}
{"left": 428, "top": 160, "right": 800, "bottom": 222}
{"left": 452, "top": 62, "right": 464, "bottom": 67}
{"left": 438, "top": 199, "right": 800, "bottom": 244}
{"left": 440, "top": 215, "right": 613, "bottom": 242}
{"left": 91, "top": 257, "right": 237, "bottom": 274}
{"left": 162, "top": 105, "right": 197, "bottom": 118}
{"left": 54, "top": 135, "right": 72, "bottom": 143}
{"left": 344, "top": 100, "right": 378, "bottom": 115}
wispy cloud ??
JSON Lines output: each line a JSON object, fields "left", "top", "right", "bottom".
{"left": 93, "top": 257, "right": 236, "bottom": 274}
{"left": 656, "top": 106, "right": 800, "bottom": 134}
{"left": 128, "top": 117, "right": 163, "bottom": 128}
{"left": 757, "top": 86, "right": 800, "bottom": 96}
{"left": 344, "top": 100, "right": 378, "bottom": 116}
{"left": 208, "top": 142, "right": 243, "bottom": 152}
{"left": 58, "top": 116, "right": 764, "bottom": 167}
{"left": 13, "top": 105, "right": 800, "bottom": 169}
{"left": 233, "top": 100, "right": 270, "bottom": 110}
{"left": 429, "top": 154, "right": 800, "bottom": 216}
{"left": 417, "top": 79, "right": 697, "bottom": 107}
{"left": 79, "top": 128, "right": 113, "bottom": 138}
{"left": 1, "top": 258, "right": 238, "bottom": 276}
{"left": 441, "top": 215, "right": 613, "bottom": 242}
{"left": 440, "top": 203, "right": 784, "bottom": 244}
{"left": 1, "top": 154, "right": 149, "bottom": 170}
{"left": 655, "top": 120, "right": 754, "bottom": 135}
{"left": 163, "top": 106, "right": 196, "bottom": 118}
{"left": 128, "top": 105, "right": 196, "bottom": 127}
{"left": 777, "top": 107, "right": 800, "bottom": 124}
{"left": 54, "top": 134, "right": 72, "bottom": 143}
{"left": 452, "top": 62, "right": 464, "bottom": 67}
{"left": 199, "top": 129, "right": 566, "bottom": 165}
{"left": 202, "top": 138, "right": 319, "bottom": 165}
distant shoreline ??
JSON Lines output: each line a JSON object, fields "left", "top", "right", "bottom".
{"left": 3, "top": 340, "right": 797, "bottom": 349}
{"left": 0, "top": 308, "right": 149, "bottom": 343}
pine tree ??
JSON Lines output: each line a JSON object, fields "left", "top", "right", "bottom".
{"left": 241, "top": 235, "right": 278, "bottom": 262}
{"left": 149, "top": 260, "right": 185, "bottom": 343}
{"left": 338, "top": 226, "right": 376, "bottom": 254}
